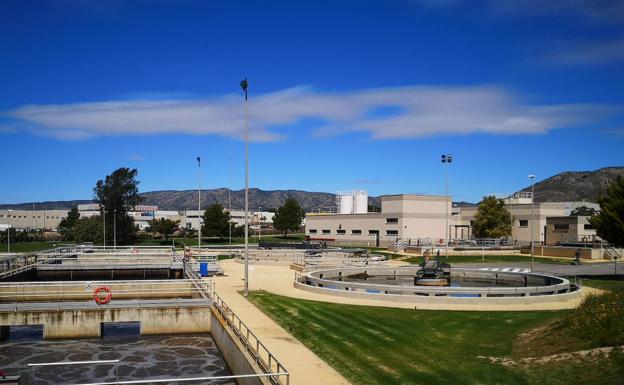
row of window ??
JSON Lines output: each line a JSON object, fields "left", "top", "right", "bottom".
{"left": 308, "top": 229, "right": 398, "bottom": 236}
{"left": 552, "top": 224, "right": 594, "bottom": 230}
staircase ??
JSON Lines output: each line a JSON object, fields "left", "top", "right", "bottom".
{"left": 392, "top": 238, "right": 410, "bottom": 252}
{"left": 604, "top": 243, "right": 622, "bottom": 261}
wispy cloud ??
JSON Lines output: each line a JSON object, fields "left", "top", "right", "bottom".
{"left": 4, "top": 85, "right": 620, "bottom": 141}
{"left": 353, "top": 179, "right": 383, "bottom": 185}
{"left": 129, "top": 154, "right": 145, "bottom": 161}
{"left": 536, "top": 38, "right": 624, "bottom": 66}
{"left": 412, "top": 0, "right": 624, "bottom": 24}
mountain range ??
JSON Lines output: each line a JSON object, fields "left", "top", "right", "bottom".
{"left": 1, "top": 167, "right": 621, "bottom": 211}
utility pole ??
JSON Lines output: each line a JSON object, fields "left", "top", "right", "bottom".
{"left": 241, "top": 78, "right": 249, "bottom": 297}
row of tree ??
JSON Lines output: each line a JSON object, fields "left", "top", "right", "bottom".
{"left": 57, "top": 167, "right": 307, "bottom": 244}
{"left": 146, "top": 198, "right": 305, "bottom": 240}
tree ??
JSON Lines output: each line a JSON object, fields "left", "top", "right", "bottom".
{"left": 149, "top": 218, "right": 180, "bottom": 240}
{"left": 58, "top": 207, "right": 80, "bottom": 240}
{"left": 202, "top": 203, "right": 231, "bottom": 238}
{"left": 472, "top": 196, "right": 512, "bottom": 238}
{"left": 589, "top": 176, "right": 624, "bottom": 247}
{"left": 570, "top": 205, "right": 598, "bottom": 217}
{"left": 93, "top": 167, "right": 143, "bottom": 245}
{"left": 273, "top": 198, "right": 305, "bottom": 237}
{"left": 72, "top": 216, "right": 103, "bottom": 244}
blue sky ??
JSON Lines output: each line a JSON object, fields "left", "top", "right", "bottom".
{"left": 1, "top": 0, "right": 623, "bottom": 205}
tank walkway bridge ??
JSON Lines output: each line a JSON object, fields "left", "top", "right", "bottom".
{"left": 1, "top": 246, "right": 185, "bottom": 280}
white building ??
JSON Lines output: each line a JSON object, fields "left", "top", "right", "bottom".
{"left": 0, "top": 209, "right": 69, "bottom": 230}
{"left": 306, "top": 194, "right": 451, "bottom": 247}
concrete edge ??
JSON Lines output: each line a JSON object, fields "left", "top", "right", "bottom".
{"left": 210, "top": 306, "right": 274, "bottom": 385}
{"left": 292, "top": 280, "right": 583, "bottom": 310}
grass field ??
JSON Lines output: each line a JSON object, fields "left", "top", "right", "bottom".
{"left": 247, "top": 290, "right": 624, "bottom": 385}
{"left": 0, "top": 241, "right": 66, "bottom": 253}
{"left": 581, "top": 277, "right": 624, "bottom": 291}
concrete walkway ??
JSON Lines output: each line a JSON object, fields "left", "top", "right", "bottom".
{"left": 213, "top": 260, "right": 351, "bottom": 385}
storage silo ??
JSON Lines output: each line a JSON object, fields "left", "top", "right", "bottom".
{"left": 337, "top": 192, "right": 354, "bottom": 214}
{"left": 353, "top": 190, "right": 368, "bottom": 214}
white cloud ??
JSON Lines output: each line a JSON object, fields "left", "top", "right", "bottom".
{"left": 5, "top": 85, "right": 619, "bottom": 141}
{"left": 537, "top": 38, "right": 624, "bottom": 66}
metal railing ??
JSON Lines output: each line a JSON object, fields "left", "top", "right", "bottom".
{"left": 295, "top": 267, "right": 578, "bottom": 297}
{"left": 0, "top": 279, "right": 214, "bottom": 311}
{"left": 212, "top": 293, "right": 289, "bottom": 385}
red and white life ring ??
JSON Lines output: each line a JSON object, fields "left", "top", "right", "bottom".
{"left": 93, "top": 286, "right": 113, "bottom": 305}
{"left": 438, "top": 238, "right": 444, "bottom": 245}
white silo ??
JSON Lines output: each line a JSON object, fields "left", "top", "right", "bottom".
{"left": 337, "top": 192, "right": 354, "bottom": 214}
{"left": 353, "top": 190, "right": 368, "bottom": 214}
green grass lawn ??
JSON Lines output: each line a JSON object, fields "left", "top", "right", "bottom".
{"left": 247, "top": 292, "right": 624, "bottom": 385}
{"left": 402, "top": 254, "right": 572, "bottom": 265}
{"left": 581, "top": 278, "right": 624, "bottom": 292}
{"left": 0, "top": 241, "right": 69, "bottom": 253}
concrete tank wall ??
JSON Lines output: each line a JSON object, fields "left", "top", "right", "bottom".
{"left": 0, "top": 306, "right": 211, "bottom": 338}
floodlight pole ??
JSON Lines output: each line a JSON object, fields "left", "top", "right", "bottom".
{"left": 529, "top": 174, "right": 535, "bottom": 271}
{"left": 441, "top": 154, "right": 452, "bottom": 260}
{"left": 241, "top": 78, "right": 250, "bottom": 297}
{"left": 197, "top": 156, "right": 202, "bottom": 250}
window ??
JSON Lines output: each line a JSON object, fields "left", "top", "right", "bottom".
{"left": 368, "top": 230, "right": 379, "bottom": 235}
{"left": 584, "top": 224, "right": 595, "bottom": 230}
{"left": 309, "top": 229, "right": 317, "bottom": 234}
{"left": 351, "top": 230, "right": 362, "bottom": 235}
{"left": 519, "top": 220, "right": 528, "bottom": 228}
{"left": 554, "top": 224, "right": 570, "bottom": 231}
{"left": 322, "top": 229, "right": 331, "bottom": 234}
{"left": 386, "top": 218, "right": 398, "bottom": 224}
{"left": 386, "top": 230, "right": 398, "bottom": 236}
{"left": 337, "top": 229, "right": 346, "bottom": 235}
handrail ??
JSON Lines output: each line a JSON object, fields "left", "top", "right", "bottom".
{"left": 212, "top": 293, "right": 289, "bottom": 385}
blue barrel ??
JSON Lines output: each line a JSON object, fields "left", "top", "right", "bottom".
{"left": 199, "top": 262, "right": 208, "bottom": 277}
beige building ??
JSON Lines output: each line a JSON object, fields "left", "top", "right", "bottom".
{"left": 545, "top": 216, "right": 597, "bottom": 246}
{"left": 0, "top": 209, "right": 69, "bottom": 230}
{"left": 305, "top": 194, "right": 451, "bottom": 247}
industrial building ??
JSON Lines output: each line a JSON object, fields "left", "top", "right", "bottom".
{"left": 306, "top": 193, "right": 451, "bottom": 247}
{"left": 305, "top": 191, "right": 600, "bottom": 248}
{"left": 0, "top": 209, "right": 69, "bottom": 231}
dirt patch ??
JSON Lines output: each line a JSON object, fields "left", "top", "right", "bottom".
{"left": 480, "top": 345, "right": 624, "bottom": 367}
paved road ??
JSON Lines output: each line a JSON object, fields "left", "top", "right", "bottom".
{"left": 452, "top": 261, "right": 623, "bottom": 276}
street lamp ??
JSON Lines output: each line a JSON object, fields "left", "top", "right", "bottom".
{"left": 241, "top": 78, "right": 250, "bottom": 297}
{"left": 441, "top": 154, "right": 453, "bottom": 260}
{"left": 528, "top": 174, "right": 535, "bottom": 271}
{"left": 113, "top": 209, "right": 117, "bottom": 250}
